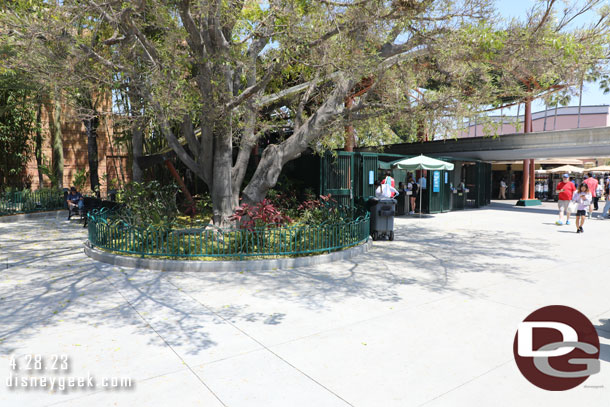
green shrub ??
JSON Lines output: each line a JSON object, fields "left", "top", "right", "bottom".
{"left": 117, "top": 181, "right": 179, "bottom": 228}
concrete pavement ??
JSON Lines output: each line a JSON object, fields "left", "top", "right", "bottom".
{"left": 0, "top": 201, "right": 609, "bottom": 406}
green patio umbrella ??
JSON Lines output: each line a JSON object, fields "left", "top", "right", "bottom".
{"left": 392, "top": 155, "right": 454, "bottom": 217}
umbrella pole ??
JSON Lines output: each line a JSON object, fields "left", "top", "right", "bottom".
{"left": 419, "top": 178, "right": 422, "bottom": 218}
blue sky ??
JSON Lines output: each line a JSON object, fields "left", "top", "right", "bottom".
{"left": 494, "top": 0, "right": 609, "bottom": 113}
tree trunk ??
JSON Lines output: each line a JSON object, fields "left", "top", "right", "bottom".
{"left": 211, "top": 126, "right": 234, "bottom": 227}
{"left": 131, "top": 122, "right": 144, "bottom": 182}
{"left": 231, "top": 103, "right": 257, "bottom": 208}
{"left": 242, "top": 77, "right": 352, "bottom": 204}
{"left": 84, "top": 115, "right": 100, "bottom": 197}
{"left": 35, "top": 100, "right": 44, "bottom": 188}
{"left": 48, "top": 96, "right": 63, "bottom": 189}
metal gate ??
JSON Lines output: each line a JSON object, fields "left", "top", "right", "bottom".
{"left": 320, "top": 152, "right": 354, "bottom": 208}
{"left": 358, "top": 153, "right": 378, "bottom": 202}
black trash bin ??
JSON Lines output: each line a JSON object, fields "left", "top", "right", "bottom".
{"left": 368, "top": 197, "right": 397, "bottom": 241}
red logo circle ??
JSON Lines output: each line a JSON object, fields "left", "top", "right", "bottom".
{"left": 513, "top": 305, "right": 600, "bottom": 390}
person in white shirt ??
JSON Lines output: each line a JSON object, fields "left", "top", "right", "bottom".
{"left": 572, "top": 183, "right": 592, "bottom": 233}
{"left": 499, "top": 178, "right": 507, "bottom": 199}
{"left": 374, "top": 180, "right": 398, "bottom": 199}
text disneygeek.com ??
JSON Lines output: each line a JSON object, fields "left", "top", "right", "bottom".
{"left": 5, "top": 354, "right": 134, "bottom": 392}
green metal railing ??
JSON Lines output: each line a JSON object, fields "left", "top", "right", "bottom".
{"left": 87, "top": 207, "right": 369, "bottom": 259}
{"left": 0, "top": 189, "right": 65, "bottom": 216}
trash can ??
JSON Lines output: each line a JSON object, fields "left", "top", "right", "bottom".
{"left": 368, "top": 197, "right": 397, "bottom": 241}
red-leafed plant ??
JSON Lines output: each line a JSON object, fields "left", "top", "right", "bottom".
{"left": 230, "top": 199, "right": 292, "bottom": 230}
{"left": 297, "top": 193, "right": 334, "bottom": 211}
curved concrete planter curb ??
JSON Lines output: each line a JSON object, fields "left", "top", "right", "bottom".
{"left": 0, "top": 209, "right": 65, "bottom": 223}
{"left": 83, "top": 239, "right": 372, "bottom": 272}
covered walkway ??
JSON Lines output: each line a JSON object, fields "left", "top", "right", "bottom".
{"left": 366, "top": 126, "right": 610, "bottom": 161}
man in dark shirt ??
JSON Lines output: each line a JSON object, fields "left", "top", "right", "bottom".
{"left": 67, "top": 186, "right": 84, "bottom": 212}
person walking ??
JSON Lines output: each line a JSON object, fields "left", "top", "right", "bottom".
{"left": 583, "top": 172, "right": 598, "bottom": 218}
{"left": 556, "top": 174, "right": 576, "bottom": 226}
{"left": 572, "top": 183, "right": 592, "bottom": 233}
{"left": 499, "top": 178, "right": 507, "bottom": 199}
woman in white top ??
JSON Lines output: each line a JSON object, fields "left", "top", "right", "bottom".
{"left": 572, "top": 183, "right": 592, "bottom": 233}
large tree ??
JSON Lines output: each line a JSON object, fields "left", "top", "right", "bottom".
{"left": 2, "top": 0, "right": 608, "bottom": 224}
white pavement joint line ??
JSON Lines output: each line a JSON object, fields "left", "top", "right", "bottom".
{"left": 162, "top": 276, "right": 355, "bottom": 407}
{"left": 265, "top": 292, "right": 464, "bottom": 349}
{"left": 99, "top": 270, "right": 228, "bottom": 407}
{"left": 477, "top": 297, "right": 533, "bottom": 313}
{"left": 417, "top": 359, "right": 513, "bottom": 407}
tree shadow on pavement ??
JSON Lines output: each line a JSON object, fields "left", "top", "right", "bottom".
{"left": 0, "top": 219, "right": 224, "bottom": 357}
{"left": 0, "top": 208, "right": 554, "bottom": 358}
{"left": 595, "top": 319, "right": 610, "bottom": 363}
{"left": 163, "top": 219, "right": 552, "bottom": 316}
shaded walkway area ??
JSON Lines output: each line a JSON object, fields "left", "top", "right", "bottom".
{"left": 1, "top": 201, "right": 609, "bottom": 406}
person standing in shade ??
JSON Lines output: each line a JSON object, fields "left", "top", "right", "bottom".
{"left": 418, "top": 172, "right": 427, "bottom": 190}
{"left": 582, "top": 172, "right": 598, "bottom": 219}
{"left": 499, "top": 178, "right": 507, "bottom": 200}
{"left": 556, "top": 174, "right": 576, "bottom": 226}
{"left": 572, "top": 183, "right": 592, "bottom": 233}
{"left": 407, "top": 175, "right": 418, "bottom": 215}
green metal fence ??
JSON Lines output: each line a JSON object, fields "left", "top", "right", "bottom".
{"left": 0, "top": 189, "right": 65, "bottom": 216}
{"left": 88, "top": 208, "right": 370, "bottom": 259}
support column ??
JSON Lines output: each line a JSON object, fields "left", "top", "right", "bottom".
{"left": 522, "top": 159, "right": 530, "bottom": 200}
{"left": 529, "top": 159, "right": 536, "bottom": 199}
{"left": 516, "top": 98, "right": 541, "bottom": 206}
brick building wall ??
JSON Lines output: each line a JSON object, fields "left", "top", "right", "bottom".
{"left": 25, "top": 96, "right": 130, "bottom": 193}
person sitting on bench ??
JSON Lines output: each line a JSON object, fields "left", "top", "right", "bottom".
{"left": 66, "top": 186, "right": 84, "bottom": 218}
